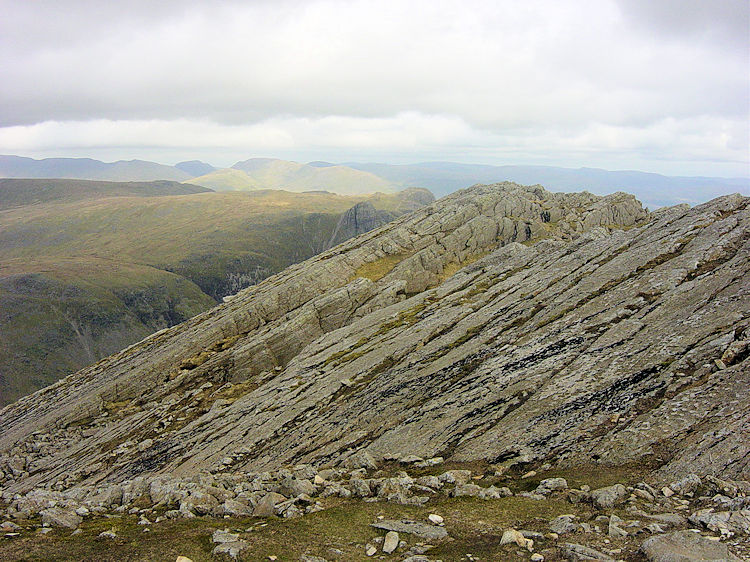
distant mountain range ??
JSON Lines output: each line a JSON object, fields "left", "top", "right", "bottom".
{"left": 1, "top": 154, "right": 747, "bottom": 207}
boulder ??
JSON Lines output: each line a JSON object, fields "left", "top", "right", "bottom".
{"left": 535, "top": 478, "right": 568, "bottom": 495}
{"left": 668, "top": 474, "right": 702, "bottom": 496}
{"left": 590, "top": 484, "right": 627, "bottom": 509}
{"left": 212, "top": 541, "right": 250, "bottom": 559}
{"left": 253, "top": 492, "right": 287, "bottom": 517}
{"left": 343, "top": 451, "right": 377, "bottom": 471}
{"left": 40, "top": 507, "right": 82, "bottom": 529}
{"left": 550, "top": 514, "right": 579, "bottom": 535}
{"left": 561, "top": 543, "right": 614, "bottom": 561}
{"left": 641, "top": 530, "right": 742, "bottom": 561}
{"left": 383, "top": 530, "right": 399, "bottom": 554}
{"left": 370, "top": 520, "right": 448, "bottom": 541}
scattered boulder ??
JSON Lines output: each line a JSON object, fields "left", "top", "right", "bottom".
{"left": 343, "top": 451, "right": 377, "bottom": 471}
{"left": 253, "top": 492, "right": 286, "bottom": 517}
{"left": 561, "top": 542, "right": 614, "bottom": 561}
{"left": 40, "top": 507, "right": 82, "bottom": 529}
{"left": 668, "top": 474, "right": 701, "bottom": 496}
{"left": 383, "top": 530, "right": 399, "bottom": 554}
{"left": 550, "top": 514, "right": 579, "bottom": 535}
{"left": 212, "top": 541, "right": 250, "bottom": 559}
{"left": 590, "top": 484, "right": 627, "bottom": 509}
{"left": 98, "top": 529, "right": 117, "bottom": 539}
{"left": 500, "top": 529, "right": 533, "bottom": 550}
{"left": 535, "top": 478, "right": 568, "bottom": 495}
{"left": 688, "top": 509, "right": 750, "bottom": 536}
{"left": 641, "top": 530, "right": 742, "bottom": 561}
{"left": 370, "top": 520, "right": 448, "bottom": 541}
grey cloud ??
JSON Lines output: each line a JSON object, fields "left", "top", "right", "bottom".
{"left": 0, "top": 0, "right": 746, "bottom": 176}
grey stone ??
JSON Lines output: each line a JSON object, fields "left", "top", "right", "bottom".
{"left": 535, "top": 478, "right": 569, "bottom": 495}
{"left": 370, "top": 520, "right": 448, "bottom": 541}
{"left": 641, "top": 530, "right": 743, "bottom": 561}
{"left": 383, "top": 530, "right": 399, "bottom": 554}
{"left": 212, "top": 540, "right": 250, "bottom": 559}
{"left": 40, "top": 507, "right": 82, "bottom": 529}
{"left": 591, "top": 484, "right": 628, "bottom": 509}
{"left": 561, "top": 542, "right": 614, "bottom": 560}
{"left": 550, "top": 514, "right": 580, "bottom": 535}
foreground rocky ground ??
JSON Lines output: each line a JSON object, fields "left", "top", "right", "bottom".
{"left": 1, "top": 456, "right": 748, "bottom": 561}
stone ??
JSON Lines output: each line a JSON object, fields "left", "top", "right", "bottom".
{"left": 176, "top": 557, "right": 194, "bottom": 562}
{"left": 365, "top": 544, "right": 377, "bottom": 556}
{"left": 399, "top": 455, "right": 423, "bottom": 464}
{"left": 550, "top": 514, "right": 579, "bottom": 535}
{"left": 535, "top": 478, "right": 568, "bottom": 495}
{"left": 299, "top": 556, "right": 328, "bottom": 562}
{"left": 98, "top": 529, "right": 117, "bottom": 539}
{"left": 370, "top": 520, "right": 448, "bottom": 541}
{"left": 212, "top": 529, "right": 240, "bottom": 544}
{"left": 561, "top": 543, "right": 614, "bottom": 560}
{"left": 591, "top": 484, "right": 627, "bottom": 509}
{"left": 688, "top": 509, "right": 750, "bottom": 536}
{"left": 662, "top": 487, "right": 675, "bottom": 498}
{"left": 641, "top": 530, "right": 743, "bottom": 561}
{"left": 451, "top": 483, "right": 482, "bottom": 497}
{"left": 438, "top": 470, "right": 472, "bottom": 485}
{"left": 40, "top": 507, "right": 82, "bottom": 529}
{"left": 669, "top": 474, "right": 701, "bottom": 496}
{"left": 383, "top": 530, "right": 399, "bottom": 554}
{"left": 531, "top": 555, "right": 544, "bottom": 562}
{"left": 279, "top": 477, "right": 316, "bottom": 498}
{"left": 212, "top": 541, "right": 250, "bottom": 559}
{"left": 253, "top": 492, "right": 287, "bottom": 517}
{"left": 521, "top": 470, "right": 537, "bottom": 479}
{"left": 428, "top": 514, "right": 444, "bottom": 525}
{"left": 500, "top": 529, "right": 532, "bottom": 550}
{"left": 343, "top": 451, "right": 377, "bottom": 471}
{"left": 608, "top": 514, "right": 628, "bottom": 537}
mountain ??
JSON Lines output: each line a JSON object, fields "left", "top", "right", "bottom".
{"left": 0, "top": 178, "right": 211, "bottom": 210}
{"left": 0, "top": 155, "right": 192, "bottom": 182}
{"left": 0, "top": 182, "right": 433, "bottom": 406}
{"left": 346, "top": 161, "right": 750, "bottom": 208}
{"left": 174, "top": 160, "right": 216, "bottom": 177}
{"left": 189, "top": 158, "right": 397, "bottom": 195}
{"left": 0, "top": 183, "right": 747, "bottom": 560}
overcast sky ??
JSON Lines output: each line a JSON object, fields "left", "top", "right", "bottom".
{"left": 0, "top": 0, "right": 748, "bottom": 176}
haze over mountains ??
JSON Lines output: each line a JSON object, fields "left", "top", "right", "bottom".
{"left": 2, "top": 154, "right": 747, "bottom": 208}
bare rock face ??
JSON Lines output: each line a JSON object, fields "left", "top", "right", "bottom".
{"left": 0, "top": 183, "right": 747, "bottom": 497}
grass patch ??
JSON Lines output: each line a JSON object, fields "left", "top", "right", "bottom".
{"left": 353, "top": 253, "right": 411, "bottom": 282}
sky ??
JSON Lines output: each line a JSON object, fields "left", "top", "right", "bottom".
{"left": 0, "top": 0, "right": 748, "bottom": 177}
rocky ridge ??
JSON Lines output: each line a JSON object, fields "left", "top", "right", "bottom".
{"left": 0, "top": 182, "right": 748, "bottom": 559}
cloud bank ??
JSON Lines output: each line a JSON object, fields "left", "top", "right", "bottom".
{"left": 0, "top": 0, "right": 747, "bottom": 175}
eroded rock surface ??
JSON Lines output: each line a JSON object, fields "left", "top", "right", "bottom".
{"left": 0, "top": 183, "right": 747, "bottom": 500}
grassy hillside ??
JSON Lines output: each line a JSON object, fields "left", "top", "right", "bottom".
{"left": 0, "top": 184, "right": 432, "bottom": 406}
{"left": 190, "top": 158, "right": 397, "bottom": 195}
{"left": 0, "top": 178, "right": 211, "bottom": 210}
{"left": 0, "top": 155, "right": 192, "bottom": 182}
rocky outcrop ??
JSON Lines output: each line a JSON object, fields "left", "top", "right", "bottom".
{"left": 0, "top": 183, "right": 746, "bottom": 501}
{"left": 327, "top": 201, "right": 396, "bottom": 248}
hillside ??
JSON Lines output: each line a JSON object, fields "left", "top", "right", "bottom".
{"left": 189, "top": 158, "right": 397, "bottom": 195}
{"left": 1, "top": 183, "right": 746, "bottom": 560}
{"left": 0, "top": 178, "right": 211, "bottom": 210}
{"left": 0, "top": 155, "right": 192, "bottom": 182}
{"left": 0, "top": 184, "right": 433, "bottom": 406}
